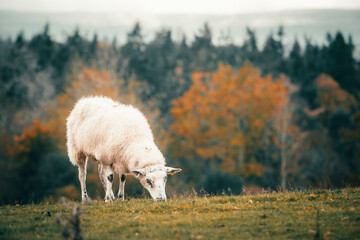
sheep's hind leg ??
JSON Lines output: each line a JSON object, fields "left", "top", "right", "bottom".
{"left": 117, "top": 174, "right": 126, "bottom": 201}
{"left": 98, "top": 163, "right": 115, "bottom": 202}
{"left": 78, "top": 155, "right": 91, "bottom": 203}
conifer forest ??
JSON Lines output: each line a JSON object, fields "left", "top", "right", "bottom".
{"left": 0, "top": 22, "right": 359, "bottom": 204}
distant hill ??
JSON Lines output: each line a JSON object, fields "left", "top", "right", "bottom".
{"left": 0, "top": 9, "right": 359, "bottom": 56}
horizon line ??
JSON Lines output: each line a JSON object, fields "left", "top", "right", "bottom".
{"left": 1, "top": 7, "right": 360, "bottom": 15}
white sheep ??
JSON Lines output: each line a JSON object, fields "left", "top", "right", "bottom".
{"left": 66, "top": 96, "right": 181, "bottom": 202}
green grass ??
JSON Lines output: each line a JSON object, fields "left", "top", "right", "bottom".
{"left": 1, "top": 188, "right": 359, "bottom": 240}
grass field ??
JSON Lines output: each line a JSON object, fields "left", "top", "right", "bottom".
{"left": 1, "top": 187, "right": 359, "bottom": 239}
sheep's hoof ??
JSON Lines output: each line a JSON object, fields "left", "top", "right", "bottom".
{"left": 117, "top": 195, "right": 125, "bottom": 201}
{"left": 105, "top": 195, "right": 115, "bottom": 203}
{"left": 82, "top": 196, "right": 91, "bottom": 204}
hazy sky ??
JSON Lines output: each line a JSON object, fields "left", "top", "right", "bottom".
{"left": 1, "top": 0, "right": 360, "bottom": 14}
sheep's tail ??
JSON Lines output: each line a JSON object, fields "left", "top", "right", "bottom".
{"left": 67, "top": 142, "right": 79, "bottom": 166}
{"left": 66, "top": 117, "right": 80, "bottom": 166}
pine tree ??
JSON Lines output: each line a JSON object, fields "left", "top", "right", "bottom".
{"left": 240, "top": 27, "right": 259, "bottom": 65}
{"left": 28, "top": 23, "right": 54, "bottom": 70}
{"left": 287, "top": 39, "right": 304, "bottom": 84}
{"left": 191, "top": 23, "right": 217, "bottom": 71}
{"left": 324, "top": 32, "right": 359, "bottom": 94}
{"left": 259, "top": 26, "right": 285, "bottom": 77}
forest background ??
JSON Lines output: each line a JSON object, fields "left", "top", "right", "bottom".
{"left": 0, "top": 10, "right": 359, "bottom": 204}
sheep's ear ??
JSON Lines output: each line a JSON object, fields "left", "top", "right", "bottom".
{"left": 165, "top": 167, "right": 182, "bottom": 175}
{"left": 131, "top": 169, "right": 146, "bottom": 178}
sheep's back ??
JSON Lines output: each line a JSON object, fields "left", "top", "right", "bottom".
{"left": 67, "top": 96, "right": 153, "bottom": 163}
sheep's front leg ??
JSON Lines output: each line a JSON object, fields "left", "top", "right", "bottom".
{"left": 78, "top": 157, "right": 91, "bottom": 203}
{"left": 117, "top": 174, "right": 126, "bottom": 201}
{"left": 98, "top": 163, "right": 115, "bottom": 202}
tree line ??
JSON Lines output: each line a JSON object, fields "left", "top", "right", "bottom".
{"left": 0, "top": 23, "right": 359, "bottom": 204}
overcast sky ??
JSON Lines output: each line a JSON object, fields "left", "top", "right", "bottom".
{"left": 1, "top": 0, "right": 360, "bottom": 14}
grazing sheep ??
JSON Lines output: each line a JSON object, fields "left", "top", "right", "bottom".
{"left": 66, "top": 96, "right": 181, "bottom": 202}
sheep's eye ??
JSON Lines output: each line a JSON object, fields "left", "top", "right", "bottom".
{"left": 146, "top": 179, "right": 153, "bottom": 187}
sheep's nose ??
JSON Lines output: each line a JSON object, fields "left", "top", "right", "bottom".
{"left": 155, "top": 197, "right": 166, "bottom": 202}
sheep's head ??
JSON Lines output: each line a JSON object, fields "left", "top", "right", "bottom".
{"left": 131, "top": 166, "right": 182, "bottom": 202}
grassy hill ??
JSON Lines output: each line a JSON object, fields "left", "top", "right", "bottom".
{"left": 1, "top": 187, "right": 359, "bottom": 239}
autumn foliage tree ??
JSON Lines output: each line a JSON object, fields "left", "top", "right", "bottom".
{"left": 0, "top": 120, "right": 77, "bottom": 203}
{"left": 315, "top": 74, "right": 356, "bottom": 112}
{"left": 170, "top": 63, "right": 289, "bottom": 186}
{"left": 314, "top": 74, "right": 358, "bottom": 185}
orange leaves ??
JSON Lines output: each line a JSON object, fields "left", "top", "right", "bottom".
{"left": 230, "top": 132, "right": 244, "bottom": 147}
{"left": 67, "top": 67, "right": 119, "bottom": 100}
{"left": 14, "top": 119, "right": 50, "bottom": 143}
{"left": 13, "top": 119, "right": 51, "bottom": 153}
{"left": 315, "top": 74, "right": 356, "bottom": 113}
{"left": 170, "top": 63, "right": 289, "bottom": 176}
{"left": 196, "top": 148, "right": 215, "bottom": 159}
{"left": 240, "top": 162, "right": 265, "bottom": 177}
